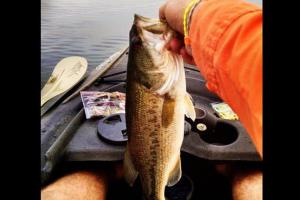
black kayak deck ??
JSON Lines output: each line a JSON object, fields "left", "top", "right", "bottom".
{"left": 41, "top": 49, "right": 261, "bottom": 175}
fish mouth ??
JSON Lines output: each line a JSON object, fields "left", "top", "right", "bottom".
{"left": 134, "top": 14, "right": 166, "bottom": 35}
{"left": 132, "top": 14, "right": 173, "bottom": 51}
{"left": 134, "top": 14, "right": 161, "bottom": 24}
{"left": 128, "top": 15, "right": 184, "bottom": 96}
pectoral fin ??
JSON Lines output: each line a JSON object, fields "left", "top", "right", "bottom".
{"left": 167, "top": 156, "right": 182, "bottom": 187}
{"left": 124, "top": 148, "right": 139, "bottom": 187}
{"left": 184, "top": 93, "right": 196, "bottom": 121}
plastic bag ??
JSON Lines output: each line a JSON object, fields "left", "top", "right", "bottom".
{"left": 80, "top": 91, "right": 125, "bottom": 119}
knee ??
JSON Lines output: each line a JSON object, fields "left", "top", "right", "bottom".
{"left": 232, "top": 170, "right": 262, "bottom": 200}
{"left": 41, "top": 171, "right": 108, "bottom": 200}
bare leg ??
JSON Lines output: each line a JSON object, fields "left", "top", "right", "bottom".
{"left": 215, "top": 164, "right": 262, "bottom": 200}
{"left": 41, "top": 171, "right": 108, "bottom": 200}
{"left": 232, "top": 169, "right": 262, "bottom": 200}
{"left": 41, "top": 162, "right": 124, "bottom": 200}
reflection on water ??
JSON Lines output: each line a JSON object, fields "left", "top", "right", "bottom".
{"left": 41, "top": 0, "right": 262, "bottom": 87}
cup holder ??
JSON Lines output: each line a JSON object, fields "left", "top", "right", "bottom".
{"left": 195, "top": 108, "right": 206, "bottom": 119}
{"left": 186, "top": 107, "right": 217, "bottom": 134}
{"left": 199, "top": 121, "right": 239, "bottom": 146}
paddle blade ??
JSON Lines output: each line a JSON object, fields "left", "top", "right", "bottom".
{"left": 41, "top": 56, "right": 88, "bottom": 106}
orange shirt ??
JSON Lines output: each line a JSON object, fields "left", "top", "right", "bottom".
{"left": 189, "top": 0, "right": 262, "bottom": 157}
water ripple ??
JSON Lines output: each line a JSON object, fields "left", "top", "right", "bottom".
{"left": 42, "top": 0, "right": 165, "bottom": 87}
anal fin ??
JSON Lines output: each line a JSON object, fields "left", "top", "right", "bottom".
{"left": 124, "top": 148, "right": 139, "bottom": 186}
{"left": 167, "top": 156, "right": 182, "bottom": 187}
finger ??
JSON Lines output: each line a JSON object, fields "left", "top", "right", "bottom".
{"left": 180, "top": 48, "right": 196, "bottom": 65}
{"left": 159, "top": 3, "right": 167, "bottom": 20}
{"left": 169, "top": 38, "right": 184, "bottom": 54}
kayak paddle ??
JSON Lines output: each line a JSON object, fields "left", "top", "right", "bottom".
{"left": 41, "top": 56, "right": 88, "bottom": 106}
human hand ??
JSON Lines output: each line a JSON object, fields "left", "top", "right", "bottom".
{"left": 159, "top": 0, "right": 196, "bottom": 65}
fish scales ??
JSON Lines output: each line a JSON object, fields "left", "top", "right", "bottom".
{"left": 128, "top": 84, "right": 184, "bottom": 199}
{"left": 124, "top": 14, "right": 195, "bottom": 200}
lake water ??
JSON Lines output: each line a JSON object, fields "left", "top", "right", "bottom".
{"left": 41, "top": 0, "right": 262, "bottom": 87}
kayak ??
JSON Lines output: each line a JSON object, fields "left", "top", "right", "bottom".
{"left": 41, "top": 47, "right": 261, "bottom": 185}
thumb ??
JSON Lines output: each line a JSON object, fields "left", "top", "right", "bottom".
{"left": 159, "top": 3, "right": 167, "bottom": 20}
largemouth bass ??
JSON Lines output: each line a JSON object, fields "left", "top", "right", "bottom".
{"left": 124, "top": 14, "right": 196, "bottom": 200}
